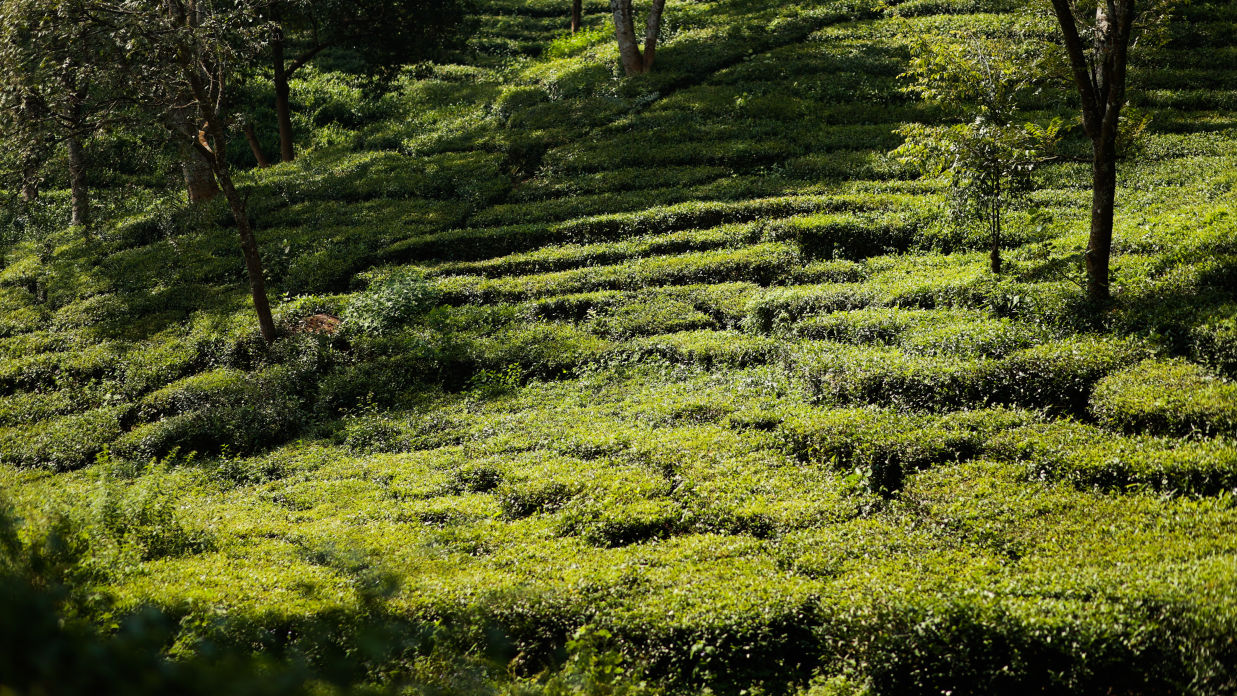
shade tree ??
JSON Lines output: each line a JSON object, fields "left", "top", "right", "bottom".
{"left": 100, "top": 0, "right": 277, "bottom": 342}
{"left": 0, "top": 0, "right": 131, "bottom": 228}
{"left": 609, "top": 0, "right": 666, "bottom": 75}
{"left": 264, "top": 0, "right": 470, "bottom": 162}
{"left": 1044, "top": 0, "right": 1170, "bottom": 303}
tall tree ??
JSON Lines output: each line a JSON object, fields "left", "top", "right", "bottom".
{"left": 104, "top": 0, "right": 278, "bottom": 343}
{"left": 265, "top": 0, "right": 468, "bottom": 162}
{"left": 1046, "top": 0, "right": 1137, "bottom": 303}
{"left": 571, "top": 0, "right": 582, "bottom": 33}
{"left": 609, "top": 0, "right": 665, "bottom": 75}
{"left": 0, "top": 0, "right": 129, "bottom": 229}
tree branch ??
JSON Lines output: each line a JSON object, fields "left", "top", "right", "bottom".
{"left": 1048, "top": 0, "right": 1102, "bottom": 137}
{"left": 286, "top": 41, "right": 330, "bottom": 76}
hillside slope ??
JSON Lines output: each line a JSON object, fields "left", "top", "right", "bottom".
{"left": 2, "top": 0, "right": 1237, "bottom": 692}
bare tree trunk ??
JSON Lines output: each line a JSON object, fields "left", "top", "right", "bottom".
{"left": 641, "top": 0, "right": 666, "bottom": 72}
{"left": 20, "top": 159, "right": 39, "bottom": 202}
{"left": 609, "top": 0, "right": 666, "bottom": 75}
{"left": 1047, "top": 0, "right": 1135, "bottom": 306}
{"left": 244, "top": 123, "right": 271, "bottom": 168}
{"left": 197, "top": 156, "right": 276, "bottom": 345}
{"left": 610, "top": 0, "right": 645, "bottom": 75}
{"left": 66, "top": 135, "right": 89, "bottom": 228}
{"left": 571, "top": 0, "right": 582, "bottom": 32}
{"left": 273, "top": 24, "right": 295, "bottom": 163}
{"left": 182, "top": 154, "right": 220, "bottom": 202}
{"left": 1086, "top": 135, "right": 1117, "bottom": 301}
{"left": 215, "top": 165, "right": 277, "bottom": 343}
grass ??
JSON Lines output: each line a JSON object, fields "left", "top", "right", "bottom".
{"left": 1, "top": 0, "right": 1236, "bottom": 692}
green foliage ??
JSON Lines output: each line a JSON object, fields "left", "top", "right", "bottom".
{"left": 0, "top": 407, "right": 126, "bottom": 471}
{"left": 1, "top": 0, "right": 1236, "bottom": 693}
{"left": 344, "top": 267, "right": 441, "bottom": 336}
{"left": 1091, "top": 359, "right": 1237, "bottom": 437}
{"left": 893, "top": 30, "right": 1061, "bottom": 271}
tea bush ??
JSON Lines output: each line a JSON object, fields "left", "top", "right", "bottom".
{"left": 2, "top": 0, "right": 1237, "bottom": 692}
{"left": 0, "top": 407, "right": 127, "bottom": 470}
{"left": 1091, "top": 359, "right": 1237, "bottom": 437}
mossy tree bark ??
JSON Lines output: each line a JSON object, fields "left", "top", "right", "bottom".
{"left": 182, "top": 153, "right": 220, "bottom": 202}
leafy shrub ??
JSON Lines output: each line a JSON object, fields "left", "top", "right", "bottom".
{"left": 0, "top": 407, "right": 127, "bottom": 470}
{"left": 0, "top": 388, "right": 98, "bottom": 427}
{"left": 90, "top": 463, "right": 213, "bottom": 560}
{"left": 115, "top": 367, "right": 310, "bottom": 461}
{"left": 788, "top": 337, "right": 1144, "bottom": 414}
{"left": 744, "top": 284, "right": 879, "bottom": 333}
{"left": 1191, "top": 311, "right": 1237, "bottom": 377}
{"left": 469, "top": 322, "right": 613, "bottom": 378}
{"left": 990, "top": 338, "right": 1147, "bottom": 415}
{"left": 1091, "top": 359, "right": 1237, "bottom": 437}
{"left": 620, "top": 331, "right": 782, "bottom": 369}
{"left": 988, "top": 421, "right": 1237, "bottom": 495}
{"left": 900, "top": 317, "right": 1042, "bottom": 358}
{"left": 316, "top": 334, "right": 449, "bottom": 413}
{"left": 344, "top": 268, "right": 441, "bottom": 336}
{"left": 585, "top": 298, "right": 717, "bottom": 339}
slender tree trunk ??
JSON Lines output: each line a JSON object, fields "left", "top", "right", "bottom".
{"left": 244, "top": 123, "right": 271, "bottom": 168}
{"left": 990, "top": 180, "right": 1001, "bottom": 274}
{"left": 182, "top": 154, "right": 220, "bottom": 202}
{"left": 207, "top": 154, "right": 277, "bottom": 343}
{"left": 1086, "top": 134, "right": 1118, "bottom": 302}
{"left": 66, "top": 135, "right": 89, "bottom": 228}
{"left": 610, "top": 0, "right": 646, "bottom": 75}
{"left": 273, "top": 24, "right": 295, "bottom": 163}
{"left": 1047, "top": 0, "right": 1134, "bottom": 306}
{"left": 571, "top": 0, "right": 582, "bottom": 32}
{"left": 641, "top": 0, "right": 666, "bottom": 72}
{"left": 20, "top": 159, "right": 39, "bottom": 202}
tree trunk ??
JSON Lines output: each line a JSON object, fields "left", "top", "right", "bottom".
{"left": 610, "top": 0, "right": 646, "bottom": 75}
{"left": 990, "top": 180, "right": 1001, "bottom": 274}
{"left": 244, "top": 123, "right": 271, "bottom": 168}
{"left": 208, "top": 154, "right": 277, "bottom": 343}
{"left": 1046, "top": 0, "right": 1134, "bottom": 306}
{"left": 571, "top": 0, "right": 582, "bottom": 32}
{"left": 20, "top": 159, "right": 39, "bottom": 202}
{"left": 989, "top": 212, "right": 1001, "bottom": 274}
{"left": 66, "top": 135, "right": 89, "bottom": 228}
{"left": 182, "top": 154, "right": 220, "bottom": 202}
{"left": 641, "top": 0, "right": 666, "bottom": 72}
{"left": 273, "top": 25, "right": 295, "bottom": 163}
{"left": 1086, "top": 134, "right": 1118, "bottom": 303}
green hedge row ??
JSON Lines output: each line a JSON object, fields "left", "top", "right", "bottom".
{"left": 522, "top": 283, "right": 759, "bottom": 329}
{"left": 776, "top": 406, "right": 1035, "bottom": 493}
{"left": 615, "top": 330, "right": 784, "bottom": 369}
{"left": 783, "top": 308, "right": 1044, "bottom": 358}
{"left": 436, "top": 244, "right": 801, "bottom": 304}
{"left": 509, "top": 165, "right": 731, "bottom": 202}
{"left": 427, "top": 223, "right": 760, "bottom": 280}
{"left": 113, "top": 365, "right": 314, "bottom": 462}
{"left": 1091, "top": 359, "right": 1237, "bottom": 438}
{"left": 787, "top": 337, "right": 1147, "bottom": 414}
{"left": 385, "top": 195, "right": 910, "bottom": 265}
{"left": 986, "top": 420, "right": 1237, "bottom": 496}
{"left": 0, "top": 406, "right": 127, "bottom": 470}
